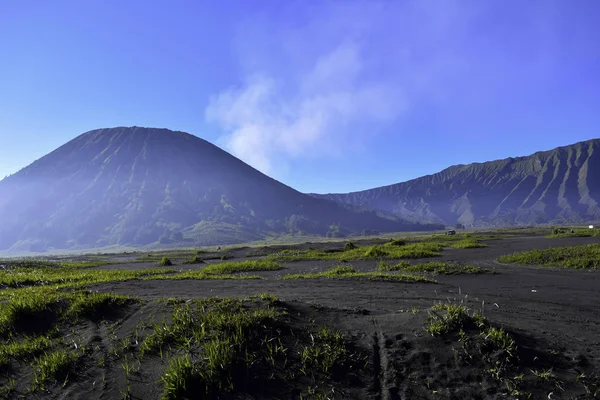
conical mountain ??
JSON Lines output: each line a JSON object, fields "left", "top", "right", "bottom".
{"left": 312, "top": 139, "right": 600, "bottom": 227}
{"left": 0, "top": 127, "right": 438, "bottom": 252}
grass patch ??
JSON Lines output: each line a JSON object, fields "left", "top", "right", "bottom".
{"left": 32, "top": 349, "right": 80, "bottom": 390}
{"left": 425, "top": 303, "right": 517, "bottom": 375}
{"left": 66, "top": 292, "right": 137, "bottom": 320}
{"left": 546, "top": 228, "right": 600, "bottom": 238}
{"left": 498, "top": 244, "right": 600, "bottom": 269}
{"left": 0, "top": 335, "right": 52, "bottom": 363}
{"left": 388, "top": 239, "right": 406, "bottom": 246}
{"left": 140, "top": 296, "right": 365, "bottom": 399}
{"left": 425, "top": 304, "right": 486, "bottom": 336}
{"left": 0, "top": 292, "right": 63, "bottom": 336}
{"left": 0, "top": 266, "right": 176, "bottom": 293}
{"left": 0, "top": 290, "right": 137, "bottom": 337}
{"left": 300, "top": 326, "right": 347, "bottom": 376}
{"left": 0, "top": 259, "right": 119, "bottom": 269}
{"left": 355, "top": 242, "right": 444, "bottom": 260}
{"left": 145, "top": 271, "right": 263, "bottom": 280}
{"left": 449, "top": 239, "right": 487, "bottom": 249}
{"left": 280, "top": 266, "right": 435, "bottom": 283}
{"left": 0, "top": 258, "right": 367, "bottom": 396}
{"left": 161, "top": 354, "right": 198, "bottom": 400}
{"left": 269, "top": 242, "right": 444, "bottom": 262}
{"left": 200, "top": 259, "right": 284, "bottom": 275}
{"left": 378, "top": 261, "right": 489, "bottom": 275}
{"left": 423, "top": 302, "right": 530, "bottom": 396}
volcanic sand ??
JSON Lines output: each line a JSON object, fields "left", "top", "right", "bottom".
{"left": 82, "top": 235, "right": 600, "bottom": 399}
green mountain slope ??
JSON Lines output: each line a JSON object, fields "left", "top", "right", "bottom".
{"left": 0, "top": 127, "right": 440, "bottom": 252}
{"left": 312, "top": 139, "right": 600, "bottom": 227}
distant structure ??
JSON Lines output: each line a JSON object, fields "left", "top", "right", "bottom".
{"left": 590, "top": 225, "right": 595, "bottom": 229}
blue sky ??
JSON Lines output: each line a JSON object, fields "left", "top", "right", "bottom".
{"left": 1, "top": 0, "right": 599, "bottom": 193}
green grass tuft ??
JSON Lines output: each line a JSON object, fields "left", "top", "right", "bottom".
{"left": 158, "top": 257, "right": 173, "bottom": 266}
{"left": 300, "top": 326, "right": 346, "bottom": 376}
{"left": 32, "top": 349, "right": 80, "bottom": 390}
{"left": 161, "top": 354, "right": 198, "bottom": 400}
{"left": 425, "top": 304, "right": 486, "bottom": 336}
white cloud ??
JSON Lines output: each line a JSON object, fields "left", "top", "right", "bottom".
{"left": 205, "top": 41, "right": 407, "bottom": 177}
{"left": 205, "top": 0, "right": 561, "bottom": 177}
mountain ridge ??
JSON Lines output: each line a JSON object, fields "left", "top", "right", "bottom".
{"left": 311, "top": 138, "right": 600, "bottom": 227}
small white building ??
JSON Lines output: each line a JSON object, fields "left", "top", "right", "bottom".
{"left": 590, "top": 225, "right": 595, "bottom": 229}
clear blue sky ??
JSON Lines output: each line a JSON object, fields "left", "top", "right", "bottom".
{"left": 1, "top": 0, "right": 599, "bottom": 193}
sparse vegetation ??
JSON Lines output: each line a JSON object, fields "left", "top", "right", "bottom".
{"left": 547, "top": 227, "right": 600, "bottom": 238}
{"left": 424, "top": 302, "right": 526, "bottom": 396}
{"left": 379, "top": 261, "right": 489, "bottom": 275}
{"left": 200, "top": 259, "right": 284, "bottom": 275}
{"left": 449, "top": 239, "right": 487, "bottom": 249}
{"left": 498, "top": 243, "right": 600, "bottom": 269}
{"left": 145, "top": 271, "right": 263, "bottom": 280}
{"left": 139, "top": 296, "right": 363, "bottom": 399}
{"left": 0, "top": 232, "right": 597, "bottom": 398}
{"left": 0, "top": 266, "right": 175, "bottom": 296}
{"left": 300, "top": 326, "right": 347, "bottom": 375}
{"left": 280, "top": 265, "right": 435, "bottom": 283}
{"left": 270, "top": 242, "right": 444, "bottom": 262}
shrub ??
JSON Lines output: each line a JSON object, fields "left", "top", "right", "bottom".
{"left": 388, "top": 239, "right": 406, "bottom": 247}
{"left": 344, "top": 242, "right": 358, "bottom": 251}
{"left": 158, "top": 257, "right": 173, "bottom": 266}
{"left": 364, "top": 246, "right": 387, "bottom": 258}
{"left": 183, "top": 256, "right": 204, "bottom": 265}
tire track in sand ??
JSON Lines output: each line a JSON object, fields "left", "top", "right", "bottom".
{"left": 372, "top": 318, "right": 399, "bottom": 400}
